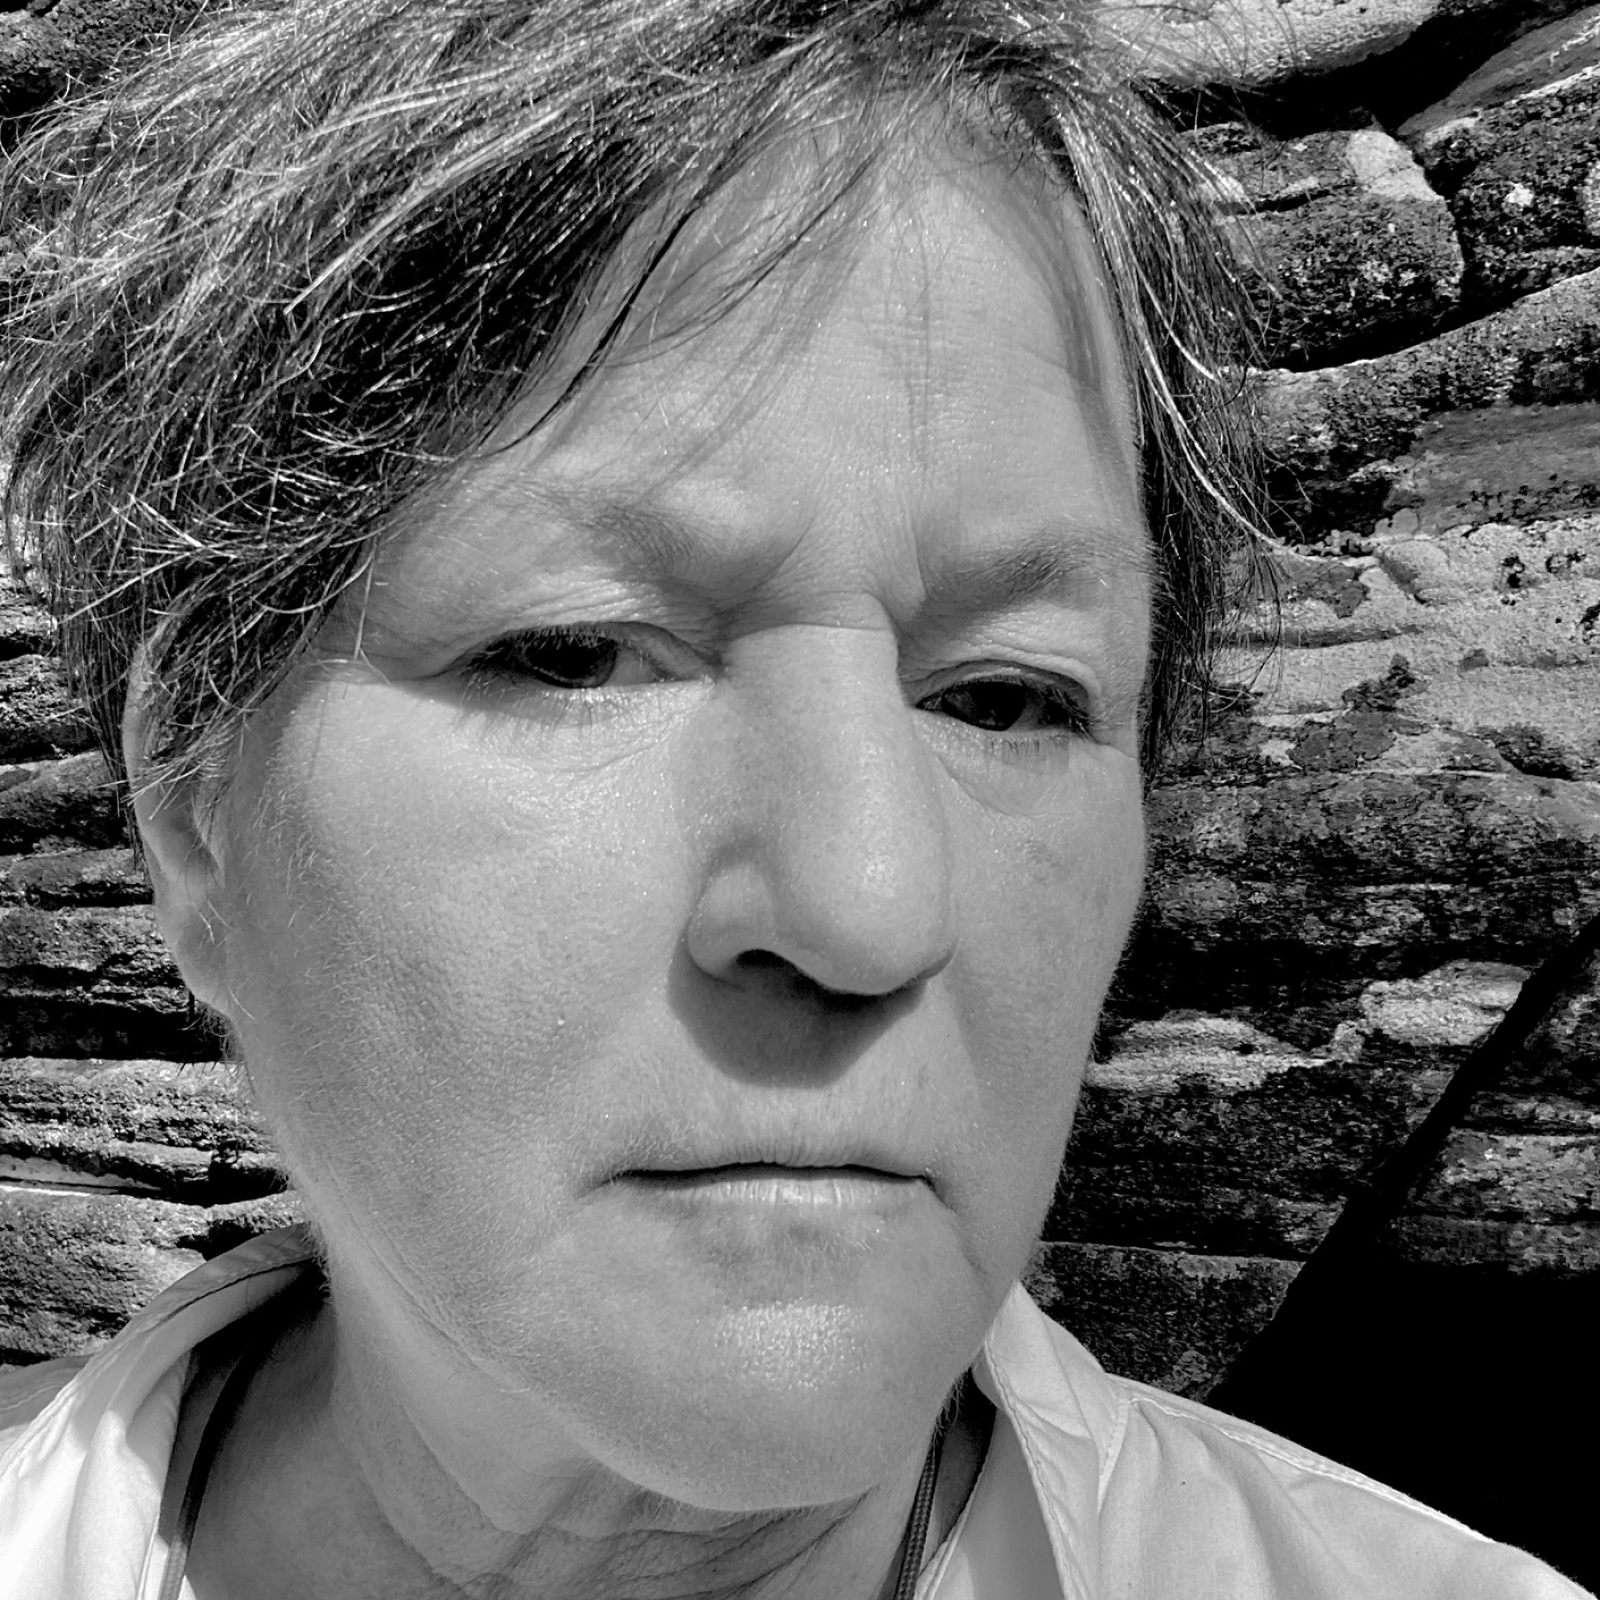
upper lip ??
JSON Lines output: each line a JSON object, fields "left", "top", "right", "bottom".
{"left": 589, "top": 1091, "right": 945, "bottom": 1193}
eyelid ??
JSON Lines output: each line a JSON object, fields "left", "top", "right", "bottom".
{"left": 462, "top": 621, "right": 708, "bottom": 681}
{"left": 910, "top": 658, "right": 1095, "bottom": 706}
{"left": 911, "top": 659, "right": 1108, "bottom": 746}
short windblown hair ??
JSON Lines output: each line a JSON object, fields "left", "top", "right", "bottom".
{"left": 0, "top": 0, "right": 1259, "bottom": 793}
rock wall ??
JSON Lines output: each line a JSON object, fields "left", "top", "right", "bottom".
{"left": 0, "top": 2, "right": 1597, "bottom": 1408}
{"left": 1033, "top": 0, "right": 1600, "bottom": 1397}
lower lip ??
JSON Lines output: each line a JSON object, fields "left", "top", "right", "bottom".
{"left": 615, "top": 1165, "right": 925, "bottom": 1213}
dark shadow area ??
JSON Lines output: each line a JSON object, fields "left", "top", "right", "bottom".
{"left": 0, "top": 1346, "right": 54, "bottom": 1368}
{"left": 0, "top": 997, "right": 224, "bottom": 1061}
{"left": 1209, "top": 911, "right": 1600, "bottom": 1591}
{"left": 1163, "top": 0, "right": 1595, "bottom": 138}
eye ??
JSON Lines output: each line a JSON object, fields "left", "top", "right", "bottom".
{"left": 463, "top": 627, "right": 665, "bottom": 690}
{"left": 917, "top": 674, "right": 1090, "bottom": 735}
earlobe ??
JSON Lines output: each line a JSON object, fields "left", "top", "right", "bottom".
{"left": 122, "top": 694, "right": 237, "bottom": 1023}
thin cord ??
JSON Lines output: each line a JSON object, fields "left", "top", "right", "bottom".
{"left": 892, "top": 1424, "right": 946, "bottom": 1600}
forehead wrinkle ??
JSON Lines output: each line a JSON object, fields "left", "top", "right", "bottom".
{"left": 520, "top": 480, "right": 710, "bottom": 581}
{"left": 357, "top": 475, "right": 715, "bottom": 651}
{"left": 400, "top": 468, "right": 1151, "bottom": 652}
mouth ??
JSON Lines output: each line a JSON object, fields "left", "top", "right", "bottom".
{"left": 623, "top": 1162, "right": 921, "bottom": 1182}
{"left": 612, "top": 1163, "right": 930, "bottom": 1211}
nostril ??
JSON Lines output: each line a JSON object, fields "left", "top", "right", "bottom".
{"left": 731, "top": 948, "right": 898, "bottom": 1013}
{"left": 733, "top": 949, "right": 787, "bottom": 974}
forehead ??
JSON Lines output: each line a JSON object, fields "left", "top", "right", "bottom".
{"left": 375, "top": 137, "right": 1148, "bottom": 635}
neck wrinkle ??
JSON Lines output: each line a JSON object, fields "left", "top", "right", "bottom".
{"left": 183, "top": 1294, "right": 945, "bottom": 1600}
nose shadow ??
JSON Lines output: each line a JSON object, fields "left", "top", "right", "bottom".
{"left": 666, "top": 944, "right": 921, "bottom": 1088}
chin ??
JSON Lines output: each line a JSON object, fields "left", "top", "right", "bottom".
{"left": 556, "top": 1290, "right": 981, "bottom": 1512}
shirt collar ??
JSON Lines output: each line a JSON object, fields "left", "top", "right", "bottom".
{"left": 937, "top": 1281, "right": 1122, "bottom": 1600}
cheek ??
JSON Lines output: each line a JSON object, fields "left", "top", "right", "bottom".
{"left": 212, "top": 685, "right": 686, "bottom": 1222}
{"left": 947, "top": 760, "right": 1143, "bottom": 1253}
{"left": 963, "top": 756, "right": 1143, "bottom": 1062}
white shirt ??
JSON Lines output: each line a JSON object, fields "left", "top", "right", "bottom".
{"left": 0, "top": 1228, "right": 1587, "bottom": 1599}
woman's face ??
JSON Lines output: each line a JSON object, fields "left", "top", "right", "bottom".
{"left": 178, "top": 151, "right": 1150, "bottom": 1511}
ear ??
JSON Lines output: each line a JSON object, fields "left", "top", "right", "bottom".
{"left": 122, "top": 682, "right": 237, "bottom": 1022}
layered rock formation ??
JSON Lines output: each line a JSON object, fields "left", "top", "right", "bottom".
{"left": 1028, "top": 4, "right": 1600, "bottom": 1399}
{"left": 0, "top": 3, "right": 1596, "bottom": 1432}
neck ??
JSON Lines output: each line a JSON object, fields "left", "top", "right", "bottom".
{"left": 181, "top": 1296, "right": 992, "bottom": 1600}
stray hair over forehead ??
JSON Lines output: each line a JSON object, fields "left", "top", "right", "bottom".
{"left": 0, "top": 0, "right": 1261, "bottom": 794}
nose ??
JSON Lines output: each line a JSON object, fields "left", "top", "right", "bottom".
{"left": 684, "top": 626, "right": 957, "bottom": 998}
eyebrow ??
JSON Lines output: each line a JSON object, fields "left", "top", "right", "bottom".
{"left": 501, "top": 480, "right": 708, "bottom": 579}
{"left": 920, "top": 532, "right": 1153, "bottom": 615}
{"left": 479, "top": 479, "right": 1151, "bottom": 610}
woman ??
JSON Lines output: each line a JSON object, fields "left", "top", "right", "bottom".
{"left": 0, "top": 1, "right": 1586, "bottom": 1596}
